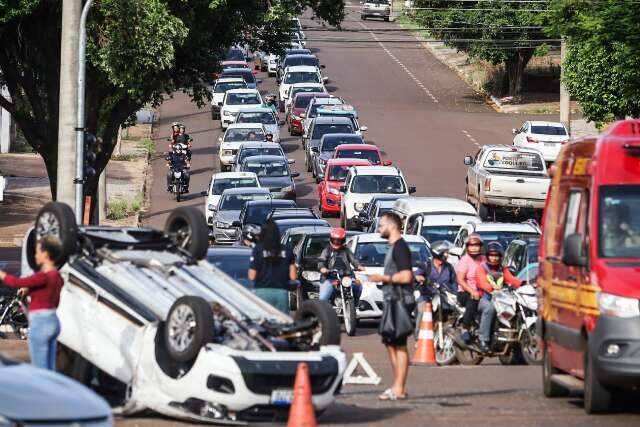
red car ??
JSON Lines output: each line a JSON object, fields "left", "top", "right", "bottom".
{"left": 288, "top": 92, "right": 330, "bottom": 136}
{"left": 332, "top": 144, "right": 392, "bottom": 166}
{"left": 319, "top": 159, "right": 372, "bottom": 216}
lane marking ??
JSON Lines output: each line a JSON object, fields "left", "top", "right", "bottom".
{"left": 462, "top": 130, "right": 480, "bottom": 147}
{"left": 357, "top": 21, "right": 439, "bottom": 104}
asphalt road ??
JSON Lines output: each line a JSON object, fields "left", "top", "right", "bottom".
{"left": 132, "top": 2, "right": 640, "bottom": 426}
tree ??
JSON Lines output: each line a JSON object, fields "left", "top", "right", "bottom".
{"left": 546, "top": 0, "right": 640, "bottom": 123}
{"left": 0, "top": 0, "right": 345, "bottom": 200}
{"left": 410, "top": 0, "right": 554, "bottom": 97}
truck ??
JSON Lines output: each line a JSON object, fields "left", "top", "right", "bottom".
{"left": 464, "top": 145, "right": 550, "bottom": 220}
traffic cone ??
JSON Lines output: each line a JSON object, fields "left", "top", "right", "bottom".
{"left": 287, "top": 362, "right": 317, "bottom": 427}
{"left": 413, "top": 302, "right": 436, "bottom": 365}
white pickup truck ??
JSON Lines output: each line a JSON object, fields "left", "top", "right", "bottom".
{"left": 464, "top": 145, "right": 550, "bottom": 220}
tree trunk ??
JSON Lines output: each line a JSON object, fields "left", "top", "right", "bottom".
{"left": 39, "top": 144, "right": 58, "bottom": 200}
{"left": 505, "top": 50, "right": 534, "bottom": 98}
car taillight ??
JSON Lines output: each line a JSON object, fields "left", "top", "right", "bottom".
{"left": 484, "top": 178, "right": 491, "bottom": 192}
{"left": 526, "top": 136, "right": 539, "bottom": 143}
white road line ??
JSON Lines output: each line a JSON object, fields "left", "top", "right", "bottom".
{"left": 357, "top": 20, "right": 439, "bottom": 104}
{"left": 462, "top": 130, "right": 480, "bottom": 146}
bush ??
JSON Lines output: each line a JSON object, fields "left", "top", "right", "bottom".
{"left": 107, "top": 199, "right": 129, "bottom": 220}
{"left": 136, "top": 138, "right": 155, "bottom": 154}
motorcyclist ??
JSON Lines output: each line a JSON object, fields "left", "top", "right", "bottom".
{"left": 165, "top": 146, "right": 191, "bottom": 193}
{"left": 318, "top": 228, "right": 364, "bottom": 304}
{"left": 474, "top": 242, "right": 523, "bottom": 353}
{"left": 415, "top": 240, "right": 457, "bottom": 300}
{"left": 265, "top": 94, "right": 278, "bottom": 114}
{"left": 174, "top": 125, "right": 193, "bottom": 160}
{"left": 169, "top": 122, "right": 181, "bottom": 144}
{"left": 455, "top": 233, "right": 486, "bottom": 346}
{"left": 238, "top": 224, "right": 261, "bottom": 248}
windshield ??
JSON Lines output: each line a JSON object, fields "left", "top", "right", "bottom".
{"left": 335, "top": 149, "right": 381, "bottom": 164}
{"left": 531, "top": 125, "right": 567, "bottom": 136}
{"left": 237, "top": 112, "right": 276, "bottom": 125}
{"left": 208, "top": 253, "right": 252, "bottom": 289}
{"left": 245, "top": 204, "right": 290, "bottom": 225}
{"left": 292, "top": 86, "right": 324, "bottom": 99}
{"left": 328, "top": 165, "right": 352, "bottom": 181}
{"left": 214, "top": 81, "right": 246, "bottom": 93}
{"left": 483, "top": 150, "right": 544, "bottom": 173}
{"left": 284, "top": 57, "right": 320, "bottom": 68}
{"left": 223, "top": 71, "right": 255, "bottom": 84}
{"left": 321, "top": 136, "right": 362, "bottom": 152}
{"left": 243, "top": 160, "right": 289, "bottom": 177}
{"left": 599, "top": 185, "right": 640, "bottom": 258}
{"left": 355, "top": 242, "right": 430, "bottom": 267}
{"left": 478, "top": 232, "right": 540, "bottom": 251}
{"left": 220, "top": 193, "right": 271, "bottom": 210}
{"left": 278, "top": 221, "right": 330, "bottom": 235}
{"left": 351, "top": 175, "right": 405, "bottom": 194}
{"left": 294, "top": 96, "right": 317, "bottom": 109}
{"left": 312, "top": 124, "right": 354, "bottom": 140}
{"left": 284, "top": 72, "right": 320, "bottom": 85}
{"left": 226, "top": 49, "right": 244, "bottom": 61}
{"left": 238, "top": 148, "right": 283, "bottom": 164}
{"left": 226, "top": 92, "right": 260, "bottom": 106}
{"left": 212, "top": 177, "right": 258, "bottom": 195}
{"left": 309, "top": 100, "right": 343, "bottom": 118}
{"left": 224, "top": 128, "right": 264, "bottom": 142}
{"left": 304, "top": 236, "right": 330, "bottom": 258}
{"left": 420, "top": 225, "right": 461, "bottom": 244}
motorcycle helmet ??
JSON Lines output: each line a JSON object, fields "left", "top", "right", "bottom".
{"left": 430, "top": 240, "right": 453, "bottom": 261}
{"left": 329, "top": 227, "right": 347, "bottom": 249}
{"left": 242, "top": 224, "right": 261, "bottom": 245}
{"left": 486, "top": 241, "right": 504, "bottom": 267}
{"left": 464, "top": 233, "right": 483, "bottom": 256}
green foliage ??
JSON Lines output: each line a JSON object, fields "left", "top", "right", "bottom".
{"left": 107, "top": 199, "right": 129, "bottom": 220}
{"left": 546, "top": 0, "right": 640, "bottom": 123}
{"left": 136, "top": 138, "right": 156, "bottom": 154}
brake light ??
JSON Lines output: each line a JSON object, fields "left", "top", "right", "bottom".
{"left": 526, "top": 136, "right": 539, "bottom": 143}
{"left": 484, "top": 178, "right": 491, "bottom": 192}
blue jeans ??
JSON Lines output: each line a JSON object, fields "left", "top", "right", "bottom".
{"left": 28, "top": 310, "right": 60, "bottom": 371}
{"left": 254, "top": 288, "right": 289, "bottom": 314}
{"left": 478, "top": 297, "right": 496, "bottom": 344}
{"left": 319, "top": 280, "right": 362, "bottom": 305}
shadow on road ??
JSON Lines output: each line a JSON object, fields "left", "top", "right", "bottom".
{"left": 320, "top": 403, "right": 409, "bottom": 424}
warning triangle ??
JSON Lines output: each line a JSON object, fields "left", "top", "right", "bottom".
{"left": 342, "top": 352, "right": 381, "bottom": 385}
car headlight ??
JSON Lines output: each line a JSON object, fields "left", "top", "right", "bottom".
{"left": 354, "top": 203, "right": 365, "bottom": 212}
{"left": 221, "top": 149, "right": 233, "bottom": 157}
{"left": 282, "top": 184, "right": 294, "bottom": 192}
{"left": 342, "top": 276, "right": 353, "bottom": 287}
{"left": 328, "top": 187, "right": 341, "bottom": 195}
{"left": 207, "top": 204, "right": 216, "bottom": 211}
{"left": 599, "top": 293, "right": 640, "bottom": 318}
{"left": 216, "top": 221, "right": 231, "bottom": 229}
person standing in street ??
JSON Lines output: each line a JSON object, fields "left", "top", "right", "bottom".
{"left": 0, "top": 236, "right": 64, "bottom": 371}
{"left": 368, "top": 212, "right": 415, "bottom": 401}
{"left": 248, "top": 220, "right": 297, "bottom": 313}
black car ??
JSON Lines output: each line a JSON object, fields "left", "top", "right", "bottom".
{"left": 267, "top": 208, "right": 318, "bottom": 222}
{"left": 273, "top": 218, "right": 330, "bottom": 237}
{"left": 226, "top": 47, "right": 246, "bottom": 61}
{"left": 354, "top": 194, "right": 408, "bottom": 231}
{"left": 207, "top": 246, "right": 253, "bottom": 289}
{"left": 235, "top": 199, "right": 297, "bottom": 229}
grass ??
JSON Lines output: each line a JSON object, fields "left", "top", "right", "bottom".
{"left": 107, "top": 192, "right": 144, "bottom": 220}
{"left": 136, "top": 138, "right": 155, "bottom": 154}
{"left": 111, "top": 153, "right": 136, "bottom": 161}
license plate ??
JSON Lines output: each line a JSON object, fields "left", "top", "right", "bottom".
{"left": 270, "top": 389, "right": 293, "bottom": 406}
{"left": 544, "top": 142, "right": 557, "bottom": 147}
{"left": 511, "top": 198, "right": 530, "bottom": 207}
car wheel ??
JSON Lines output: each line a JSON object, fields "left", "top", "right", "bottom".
{"left": 306, "top": 155, "right": 312, "bottom": 172}
{"left": 33, "top": 202, "right": 79, "bottom": 268}
{"left": 294, "top": 300, "right": 341, "bottom": 349}
{"left": 584, "top": 347, "right": 612, "bottom": 414}
{"left": 542, "top": 339, "right": 568, "bottom": 398}
{"left": 164, "top": 207, "right": 209, "bottom": 260}
{"left": 478, "top": 203, "right": 490, "bottom": 221}
{"left": 361, "top": 15, "right": 366, "bottom": 20}
{"left": 164, "top": 296, "right": 214, "bottom": 363}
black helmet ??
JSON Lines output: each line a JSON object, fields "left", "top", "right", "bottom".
{"left": 486, "top": 241, "right": 504, "bottom": 257}
{"left": 242, "top": 224, "right": 261, "bottom": 244}
{"left": 430, "top": 240, "right": 453, "bottom": 260}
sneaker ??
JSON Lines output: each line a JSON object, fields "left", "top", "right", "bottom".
{"left": 478, "top": 341, "right": 490, "bottom": 353}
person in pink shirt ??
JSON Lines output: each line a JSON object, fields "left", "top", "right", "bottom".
{"left": 455, "top": 233, "right": 485, "bottom": 345}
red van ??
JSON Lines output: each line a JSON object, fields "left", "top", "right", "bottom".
{"left": 538, "top": 119, "right": 640, "bottom": 413}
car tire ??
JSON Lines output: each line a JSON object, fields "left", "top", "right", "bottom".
{"left": 361, "top": 15, "right": 366, "bottom": 20}
{"left": 33, "top": 202, "right": 79, "bottom": 267}
{"left": 294, "top": 300, "right": 341, "bottom": 348}
{"left": 164, "top": 207, "right": 210, "bottom": 260}
{"left": 584, "top": 347, "right": 612, "bottom": 414}
{"left": 542, "top": 340, "right": 568, "bottom": 398}
{"left": 164, "top": 296, "right": 214, "bottom": 363}
{"left": 478, "top": 203, "right": 490, "bottom": 221}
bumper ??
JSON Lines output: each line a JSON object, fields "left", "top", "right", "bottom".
{"left": 290, "top": 119, "right": 303, "bottom": 134}
{"left": 589, "top": 314, "right": 640, "bottom": 389}
{"left": 212, "top": 227, "right": 240, "bottom": 244}
{"left": 362, "top": 9, "right": 390, "bottom": 17}
{"left": 321, "top": 193, "right": 342, "bottom": 213}
{"left": 357, "top": 282, "right": 383, "bottom": 319}
{"left": 481, "top": 195, "right": 546, "bottom": 210}
{"left": 517, "top": 142, "right": 563, "bottom": 162}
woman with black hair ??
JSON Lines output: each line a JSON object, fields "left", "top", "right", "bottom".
{"left": 248, "top": 220, "right": 297, "bottom": 313}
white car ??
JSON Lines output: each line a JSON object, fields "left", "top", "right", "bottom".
{"left": 347, "top": 233, "right": 430, "bottom": 320}
{"left": 210, "top": 77, "right": 247, "bottom": 120}
{"left": 278, "top": 66, "right": 326, "bottom": 112}
{"left": 512, "top": 121, "right": 570, "bottom": 164}
{"left": 267, "top": 53, "right": 279, "bottom": 76}
{"left": 205, "top": 172, "right": 260, "bottom": 226}
{"left": 340, "top": 165, "right": 416, "bottom": 230}
{"left": 302, "top": 96, "right": 345, "bottom": 140}
{"left": 218, "top": 123, "right": 267, "bottom": 171}
{"left": 219, "top": 88, "right": 263, "bottom": 129}
{"left": 392, "top": 197, "right": 481, "bottom": 244}
{"left": 235, "top": 107, "right": 283, "bottom": 143}
{"left": 285, "top": 83, "right": 327, "bottom": 114}
{"left": 21, "top": 203, "right": 345, "bottom": 424}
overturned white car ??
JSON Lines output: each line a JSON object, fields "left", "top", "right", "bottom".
{"left": 23, "top": 203, "right": 346, "bottom": 424}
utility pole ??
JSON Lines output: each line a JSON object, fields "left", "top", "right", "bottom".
{"left": 0, "top": 87, "right": 11, "bottom": 154}
{"left": 560, "top": 38, "right": 571, "bottom": 135}
{"left": 56, "top": 0, "right": 81, "bottom": 210}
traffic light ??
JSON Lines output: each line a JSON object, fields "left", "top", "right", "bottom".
{"left": 83, "top": 132, "right": 97, "bottom": 181}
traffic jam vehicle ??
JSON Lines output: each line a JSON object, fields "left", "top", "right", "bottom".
{"left": 311, "top": 133, "right": 365, "bottom": 182}
{"left": 332, "top": 143, "right": 391, "bottom": 166}
{"left": 217, "top": 123, "right": 267, "bottom": 171}
{"left": 287, "top": 92, "right": 329, "bottom": 136}
{"left": 538, "top": 119, "right": 640, "bottom": 413}
{"left": 318, "top": 158, "right": 371, "bottom": 217}
{"left": 210, "top": 77, "right": 247, "bottom": 120}
{"left": 315, "top": 104, "right": 367, "bottom": 136}
{"left": 512, "top": 121, "right": 570, "bottom": 166}
{"left": 21, "top": 203, "right": 346, "bottom": 424}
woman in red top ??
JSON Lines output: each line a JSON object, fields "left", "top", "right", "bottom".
{"left": 0, "top": 236, "right": 64, "bottom": 371}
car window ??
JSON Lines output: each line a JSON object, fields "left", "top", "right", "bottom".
{"left": 238, "top": 147, "right": 283, "bottom": 164}
{"left": 243, "top": 160, "right": 289, "bottom": 177}
{"left": 351, "top": 175, "right": 405, "bottom": 194}
{"left": 328, "top": 165, "right": 351, "bottom": 181}
{"left": 599, "top": 185, "right": 640, "bottom": 258}
{"left": 420, "top": 225, "right": 460, "bottom": 244}
{"left": 355, "top": 242, "right": 429, "bottom": 267}
{"left": 295, "top": 96, "right": 315, "bottom": 108}
{"left": 563, "top": 191, "right": 582, "bottom": 239}
{"left": 214, "top": 81, "right": 246, "bottom": 93}
{"left": 530, "top": 125, "right": 567, "bottom": 136}
{"left": 483, "top": 150, "right": 544, "bottom": 173}
{"left": 207, "top": 253, "right": 252, "bottom": 289}
{"left": 226, "top": 92, "right": 261, "bottom": 105}
{"left": 284, "top": 57, "right": 320, "bottom": 68}
{"left": 284, "top": 72, "right": 320, "bottom": 85}
{"left": 224, "top": 128, "right": 265, "bottom": 142}
{"left": 211, "top": 177, "right": 258, "bottom": 195}
{"left": 222, "top": 71, "right": 256, "bottom": 84}
{"left": 335, "top": 149, "right": 380, "bottom": 165}
{"left": 237, "top": 112, "right": 276, "bottom": 125}
{"left": 312, "top": 123, "right": 353, "bottom": 139}
{"left": 304, "top": 236, "right": 330, "bottom": 258}
{"left": 292, "top": 87, "right": 324, "bottom": 99}
{"left": 220, "top": 193, "right": 271, "bottom": 210}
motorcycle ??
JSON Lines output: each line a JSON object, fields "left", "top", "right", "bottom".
{"left": 0, "top": 293, "right": 28, "bottom": 340}
{"left": 169, "top": 165, "right": 188, "bottom": 202}
{"left": 419, "top": 281, "right": 459, "bottom": 366}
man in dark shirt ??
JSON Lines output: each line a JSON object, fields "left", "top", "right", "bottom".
{"left": 165, "top": 151, "right": 191, "bottom": 192}
{"left": 368, "top": 212, "right": 414, "bottom": 401}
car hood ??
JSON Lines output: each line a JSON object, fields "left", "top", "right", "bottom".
{"left": 258, "top": 176, "right": 293, "bottom": 189}
{"left": 264, "top": 124, "right": 280, "bottom": 136}
{"left": 0, "top": 363, "right": 111, "bottom": 421}
{"left": 215, "top": 210, "right": 241, "bottom": 224}
{"left": 594, "top": 259, "right": 640, "bottom": 299}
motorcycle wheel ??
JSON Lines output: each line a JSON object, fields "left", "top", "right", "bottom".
{"left": 343, "top": 298, "right": 357, "bottom": 336}
{"left": 434, "top": 322, "right": 457, "bottom": 366}
{"left": 521, "top": 325, "right": 542, "bottom": 365}
{"left": 176, "top": 190, "right": 181, "bottom": 203}
{"left": 455, "top": 347, "right": 484, "bottom": 365}
{"left": 499, "top": 349, "right": 523, "bottom": 366}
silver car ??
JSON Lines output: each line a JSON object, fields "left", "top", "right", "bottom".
{"left": 211, "top": 187, "right": 272, "bottom": 244}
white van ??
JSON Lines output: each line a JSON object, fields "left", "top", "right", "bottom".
{"left": 392, "top": 197, "right": 481, "bottom": 244}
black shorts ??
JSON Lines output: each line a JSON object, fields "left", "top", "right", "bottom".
{"left": 380, "top": 302, "right": 416, "bottom": 347}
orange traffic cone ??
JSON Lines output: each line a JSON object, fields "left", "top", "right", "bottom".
{"left": 413, "top": 302, "right": 436, "bottom": 365}
{"left": 287, "top": 362, "right": 317, "bottom": 427}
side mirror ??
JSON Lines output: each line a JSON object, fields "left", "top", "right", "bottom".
{"left": 232, "top": 220, "right": 242, "bottom": 228}
{"left": 311, "top": 147, "right": 319, "bottom": 153}
{"left": 512, "top": 128, "right": 519, "bottom": 135}
{"left": 291, "top": 172, "right": 300, "bottom": 178}
{"left": 288, "top": 158, "right": 295, "bottom": 164}
{"left": 562, "top": 233, "right": 587, "bottom": 267}
{"left": 322, "top": 76, "right": 329, "bottom": 83}
{"left": 382, "top": 160, "right": 392, "bottom": 166}
{"left": 360, "top": 126, "right": 368, "bottom": 132}
{"left": 464, "top": 155, "right": 474, "bottom": 166}
{"left": 340, "top": 185, "right": 347, "bottom": 193}
{"left": 409, "top": 186, "right": 417, "bottom": 194}
{"left": 207, "top": 204, "right": 217, "bottom": 212}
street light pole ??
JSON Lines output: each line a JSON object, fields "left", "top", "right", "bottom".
{"left": 560, "top": 38, "right": 571, "bottom": 135}
{"left": 74, "top": 0, "right": 94, "bottom": 224}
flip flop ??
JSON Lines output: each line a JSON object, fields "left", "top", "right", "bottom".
{"left": 377, "top": 388, "right": 397, "bottom": 401}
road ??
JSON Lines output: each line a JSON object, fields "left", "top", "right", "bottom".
{"left": 133, "top": 2, "right": 639, "bottom": 426}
